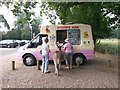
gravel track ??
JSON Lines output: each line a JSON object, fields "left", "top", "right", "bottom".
{"left": 0, "top": 52, "right": 118, "bottom": 89}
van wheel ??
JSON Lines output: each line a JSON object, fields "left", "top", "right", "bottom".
{"left": 73, "top": 54, "right": 85, "bottom": 65}
{"left": 23, "top": 54, "right": 36, "bottom": 66}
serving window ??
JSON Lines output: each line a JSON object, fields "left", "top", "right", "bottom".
{"left": 56, "top": 29, "right": 80, "bottom": 45}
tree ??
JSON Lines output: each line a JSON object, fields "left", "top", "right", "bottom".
{"left": 11, "top": 2, "right": 37, "bottom": 26}
{"left": 0, "top": 1, "right": 43, "bottom": 40}
{"left": 102, "top": 2, "right": 119, "bottom": 29}
{"left": 1, "top": 1, "right": 119, "bottom": 41}
{"left": 41, "top": 2, "right": 119, "bottom": 43}
{"left": 111, "top": 28, "right": 120, "bottom": 39}
{"left": 3, "top": 1, "right": 42, "bottom": 39}
{"left": 0, "top": 31, "right": 2, "bottom": 40}
{"left": 0, "top": 15, "right": 10, "bottom": 30}
{"left": 20, "top": 24, "right": 31, "bottom": 40}
{"left": 3, "top": 29, "right": 20, "bottom": 39}
{"left": 39, "top": 2, "right": 58, "bottom": 24}
{"left": 31, "top": 17, "right": 42, "bottom": 35}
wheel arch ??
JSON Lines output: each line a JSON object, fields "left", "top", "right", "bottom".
{"left": 72, "top": 53, "right": 87, "bottom": 65}
{"left": 22, "top": 53, "right": 36, "bottom": 60}
{"left": 22, "top": 53, "right": 37, "bottom": 66}
{"left": 73, "top": 53, "right": 86, "bottom": 60}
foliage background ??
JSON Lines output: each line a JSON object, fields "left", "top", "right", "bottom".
{"left": 0, "top": 1, "right": 119, "bottom": 41}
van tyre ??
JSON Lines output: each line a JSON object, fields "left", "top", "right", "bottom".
{"left": 73, "top": 54, "right": 85, "bottom": 65}
{"left": 23, "top": 54, "right": 36, "bottom": 66}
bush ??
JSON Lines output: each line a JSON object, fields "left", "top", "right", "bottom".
{"left": 95, "top": 42, "right": 119, "bottom": 55}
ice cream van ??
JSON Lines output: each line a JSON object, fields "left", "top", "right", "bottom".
{"left": 17, "top": 24, "right": 95, "bottom": 66}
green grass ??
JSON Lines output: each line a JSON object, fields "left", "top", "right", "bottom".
{"left": 95, "top": 39, "right": 119, "bottom": 55}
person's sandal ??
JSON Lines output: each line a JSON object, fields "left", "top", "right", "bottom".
{"left": 44, "top": 71, "right": 51, "bottom": 74}
{"left": 65, "top": 67, "right": 69, "bottom": 69}
{"left": 70, "top": 67, "right": 73, "bottom": 69}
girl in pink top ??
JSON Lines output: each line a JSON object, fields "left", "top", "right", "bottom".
{"left": 63, "top": 38, "right": 73, "bottom": 69}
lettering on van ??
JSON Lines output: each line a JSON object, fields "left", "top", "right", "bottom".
{"left": 57, "top": 26, "right": 79, "bottom": 29}
{"left": 84, "top": 31, "right": 89, "bottom": 38}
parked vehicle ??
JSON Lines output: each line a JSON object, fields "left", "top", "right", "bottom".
{"left": 15, "top": 40, "right": 25, "bottom": 46}
{"left": 21, "top": 40, "right": 29, "bottom": 44}
{"left": 0, "top": 40, "right": 18, "bottom": 48}
{"left": 15, "top": 40, "right": 30, "bottom": 46}
{"left": 17, "top": 24, "right": 95, "bottom": 66}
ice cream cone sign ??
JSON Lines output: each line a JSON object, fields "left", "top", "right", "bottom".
{"left": 46, "top": 26, "right": 50, "bottom": 33}
{"left": 84, "top": 31, "right": 89, "bottom": 38}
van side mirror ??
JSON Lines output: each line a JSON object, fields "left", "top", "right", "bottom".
{"left": 27, "top": 42, "right": 32, "bottom": 48}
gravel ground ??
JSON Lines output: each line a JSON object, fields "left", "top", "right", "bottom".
{"left": 0, "top": 52, "right": 118, "bottom": 89}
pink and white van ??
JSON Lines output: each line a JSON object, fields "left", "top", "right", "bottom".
{"left": 17, "top": 24, "right": 95, "bottom": 66}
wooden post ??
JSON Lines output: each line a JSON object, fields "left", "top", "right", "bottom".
{"left": 12, "top": 61, "right": 15, "bottom": 70}
{"left": 37, "top": 60, "right": 41, "bottom": 70}
{"left": 105, "top": 44, "right": 108, "bottom": 54}
{"left": 108, "top": 60, "right": 111, "bottom": 67}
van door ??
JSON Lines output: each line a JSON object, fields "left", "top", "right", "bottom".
{"left": 28, "top": 34, "right": 48, "bottom": 48}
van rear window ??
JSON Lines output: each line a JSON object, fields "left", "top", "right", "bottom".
{"left": 56, "top": 29, "right": 80, "bottom": 45}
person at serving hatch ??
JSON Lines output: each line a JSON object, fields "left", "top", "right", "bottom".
{"left": 63, "top": 38, "right": 73, "bottom": 69}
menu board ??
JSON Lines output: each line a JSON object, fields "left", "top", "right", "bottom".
{"left": 68, "top": 29, "right": 80, "bottom": 45}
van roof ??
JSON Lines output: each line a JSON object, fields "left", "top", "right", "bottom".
{"left": 39, "top": 24, "right": 91, "bottom": 27}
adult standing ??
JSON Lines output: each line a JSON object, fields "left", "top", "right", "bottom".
{"left": 63, "top": 38, "right": 73, "bottom": 69}
{"left": 41, "top": 37, "right": 51, "bottom": 73}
